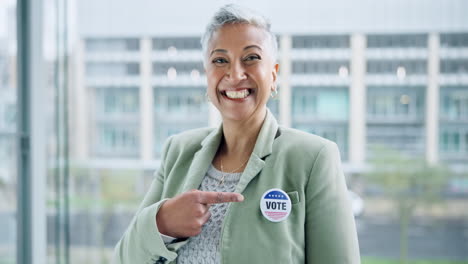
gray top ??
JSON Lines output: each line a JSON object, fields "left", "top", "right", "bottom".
{"left": 176, "top": 165, "right": 242, "bottom": 264}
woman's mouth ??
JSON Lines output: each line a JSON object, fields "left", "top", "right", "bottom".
{"left": 221, "top": 89, "right": 253, "bottom": 100}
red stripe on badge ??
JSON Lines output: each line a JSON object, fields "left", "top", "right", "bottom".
{"left": 265, "top": 211, "right": 287, "bottom": 220}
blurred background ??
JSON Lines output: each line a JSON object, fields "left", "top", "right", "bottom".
{"left": 1, "top": 0, "right": 468, "bottom": 263}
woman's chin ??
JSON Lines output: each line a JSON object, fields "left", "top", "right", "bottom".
{"left": 220, "top": 109, "right": 251, "bottom": 122}
{"left": 220, "top": 106, "right": 266, "bottom": 124}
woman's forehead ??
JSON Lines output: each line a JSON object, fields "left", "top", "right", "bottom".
{"left": 209, "top": 24, "right": 270, "bottom": 51}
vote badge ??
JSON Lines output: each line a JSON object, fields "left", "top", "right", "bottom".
{"left": 260, "top": 188, "right": 291, "bottom": 222}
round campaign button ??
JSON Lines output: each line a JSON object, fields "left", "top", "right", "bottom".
{"left": 260, "top": 188, "right": 292, "bottom": 222}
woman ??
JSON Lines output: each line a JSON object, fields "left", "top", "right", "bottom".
{"left": 114, "top": 4, "right": 360, "bottom": 264}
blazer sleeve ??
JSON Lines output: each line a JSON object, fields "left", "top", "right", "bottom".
{"left": 305, "top": 142, "right": 361, "bottom": 264}
{"left": 112, "top": 136, "right": 184, "bottom": 264}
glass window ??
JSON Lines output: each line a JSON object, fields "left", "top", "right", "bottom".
{"left": 153, "top": 62, "right": 204, "bottom": 75}
{"left": 153, "top": 123, "right": 203, "bottom": 157}
{"left": 153, "top": 86, "right": 208, "bottom": 157}
{"left": 367, "top": 124, "right": 425, "bottom": 155}
{"left": 440, "top": 86, "right": 468, "bottom": 121}
{"left": 367, "top": 60, "right": 427, "bottom": 74}
{"left": 292, "top": 86, "right": 349, "bottom": 120}
{"left": 292, "top": 60, "right": 349, "bottom": 74}
{"left": 86, "top": 62, "right": 140, "bottom": 76}
{"left": 440, "top": 125, "right": 468, "bottom": 160}
{"left": 440, "top": 33, "right": 468, "bottom": 48}
{"left": 292, "top": 35, "right": 349, "bottom": 49}
{"left": 465, "top": 132, "right": 468, "bottom": 152}
{"left": 152, "top": 37, "right": 201, "bottom": 50}
{"left": 14, "top": 1, "right": 468, "bottom": 262}
{"left": 367, "top": 86, "right": 425, "bottom": 120}
{"left": 0, "top": 1, "right": 16, "bottom": 263}
{"left": 86, "top": 38, "right": 140, "bottom": 52}
{"left": 95, "top": 87, "right": 139, "bottom": 115}
{"left": 94, "top": 123, "right": 140, "bottom": 158}
{"left": 154, "top": 86, "right": 207, "bottom": 115}
{"left": 440, "top": 130, "right": 460, "bottom": 152}
{"left": 367, "top": 34, "right": 427, "bottom": 48}
{"left": 293, "top": 123, "right": 349, "bottom": 160}
{"left": 440, "top": 59, "right": 468, "bottom": 74}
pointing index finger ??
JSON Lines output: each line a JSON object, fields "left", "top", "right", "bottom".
{"left": 197, "top": 191, "right": 244, "bottom": 204}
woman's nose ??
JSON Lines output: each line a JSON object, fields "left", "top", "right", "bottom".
{"left": 225, "top": 62, "right": 247, "bottom": 83}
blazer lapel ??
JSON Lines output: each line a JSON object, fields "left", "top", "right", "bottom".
{"left": 181, "top": 109, "right": 279, "bottom": 194}
{"left": 181, "top": 126, "right": 223, "bottom": 192}
{"left": 235, "top": 109, "right": 279, "bottom": 194}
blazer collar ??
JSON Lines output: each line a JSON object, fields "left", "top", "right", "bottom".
{"left": 182, "top": 109, "right": 279, "bottom": 193}
{"left": 200, "top": 108, "right": 279, "bottom": 158}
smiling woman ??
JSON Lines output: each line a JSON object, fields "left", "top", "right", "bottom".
{"left": 205, "top": 23, "right": 278, "bottom": 125}
{"left": 113, "top": 4, "right": 360, "bottom": 264}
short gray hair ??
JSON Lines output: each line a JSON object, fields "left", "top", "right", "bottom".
{"left": 201, "top": 4, "right": 278, "bottom": 64}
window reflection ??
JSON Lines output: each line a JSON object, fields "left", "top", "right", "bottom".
{"left": 0, "top": 0, "right": 16, "bottom": 263}
{"left": 153, "top": 86, "right": 208, "bottom": 157}
{"left": 152, "top": 37, "right": 202, "bottom": 50}
{"left": 86, "top": 38, "right": 140, "bottom": 52}
{"left": 367, "top": 34, "right": 427, "bottom": 48}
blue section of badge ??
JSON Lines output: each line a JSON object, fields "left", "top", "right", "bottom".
{"left": 264, "top": 190, "right": 288, "bottom": 200}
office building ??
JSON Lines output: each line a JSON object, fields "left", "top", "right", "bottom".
{"left": 69, "top": 0, "right": 468, "bottom": 174}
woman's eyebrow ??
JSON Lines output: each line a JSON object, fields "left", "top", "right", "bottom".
{"left": 210, "top": 45, "right": 262, "bottom": 56}
{"left": 244, "top": 45, "right": 262, "bottom": 51}
{"left": 210, "top": 49, "right": 228, "bottom": 56}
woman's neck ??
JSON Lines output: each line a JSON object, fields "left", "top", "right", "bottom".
{"left": 220, "top": 109, "right": 266, "bottom": 158}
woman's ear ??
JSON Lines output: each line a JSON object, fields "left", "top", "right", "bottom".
{"left": 272, "top": 63, "right": 279, "bottom": 82}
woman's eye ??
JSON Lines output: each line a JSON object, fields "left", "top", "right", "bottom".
{"left": 212, "top": 58, "right": 228, "bottom": 64}
{"left": 244, "top": 55, "right": 261, "bottom": 61}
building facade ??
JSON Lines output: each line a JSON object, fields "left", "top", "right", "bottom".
{"left": 72, "top": 32, "right": 468, "bottom": 172}
{"left": 70, "top": 0, "right": 468, "bottom": 175}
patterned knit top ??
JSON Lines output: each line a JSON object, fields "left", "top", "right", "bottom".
{"left": 176, "top": 164, "right": 242, "bottom": 264}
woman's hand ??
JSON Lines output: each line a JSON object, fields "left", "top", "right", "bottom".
{"left": 156, "top": 189, "right": 244, "bottom": 238}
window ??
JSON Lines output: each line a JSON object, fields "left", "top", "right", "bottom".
{"left": 367, "top": 34, "right": 427, "bottom": 48}
{"left": 154, "top": 124, "right": 203, "bottom": 157}
{"left": 292, "top": 86, "right": 349, "bottom": 120}
{"left": 94, "top": 123, "right": 140, "bottom": 158}
{"left": 440, "top": 59, "right": 468, "bottom": 74}
{"left": 9, "top": 0, "right": 468, "bottom": 262}
{"left": 440, "top": 86, "right": 468, "bottom": 121}
{"left": 86, "top": 62, "right": 140, "bottom": 76}
{"left": 294, "top": 124, "right": 349, "bottom": 160}
{"left": 367, "top": 124, "right": 425, "bottom": 155}
{"left": 440, "top": 130, "right": 460, "bottom": 152}
{"left": 95, "top": 87, "right": 139, "bottom": 116}
{"left": 152, "top": 37, "right": 201, "bottom": 50}
{"left": 367, "top": 60, "right": 427, "bottom": 74}
{"left": 291, "top": 86, "right": 349, "bottom": 159}
{"left": 153, "top": 62, "right": 204, "bottom": 75}
{"left": 292, "top": 60, "right": 349, "bottom": 74}
{"left": 367, "top": 86, "right": 425, "bottom": 121}
{"left": 440, "top": 33, "right": 468, "bottom": 48}
{"left": 154, "top": 86, "right": 207, "bottom": 116}
{"left": 153, "top": 86, "right": 208, "bottom": 157}
{"left": 0, "top": 1, "right": 16, "bottom": 263}
{"left": 292, "top": 35, "right": 349, "bottom": 49}
{"left": 0, "top": 102, "right": 16, "bottom": 131}
{"left": 439, "top": 125, "right": 468, "bottom": 159}
{"left": 86, "top": 38, "right": 140, "bottom": 52}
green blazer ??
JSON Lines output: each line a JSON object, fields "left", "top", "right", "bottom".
{"left": 113, "top": 110, "right": 360, "bottom": 264}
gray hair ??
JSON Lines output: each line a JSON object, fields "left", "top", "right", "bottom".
{"left": 201, "top": 4, "right": 278, "bottom": 64}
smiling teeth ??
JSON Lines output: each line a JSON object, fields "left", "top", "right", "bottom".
{"left": 225, "top": 90, "right": 250, "bottom": 99}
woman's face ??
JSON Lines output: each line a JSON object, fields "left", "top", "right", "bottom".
{"left": 205, "top": 23, "right": 279, "bottom": 123}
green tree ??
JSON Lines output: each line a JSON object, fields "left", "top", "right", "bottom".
{"left": 363, "top": 146, "right": 449, "bottom": 264}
